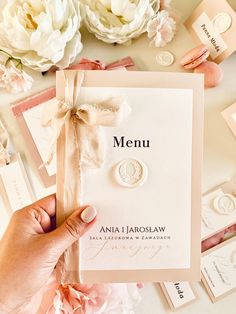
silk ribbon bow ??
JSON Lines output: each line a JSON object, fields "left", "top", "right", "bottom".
{"left": 43, "top": 70, "right": 131, "bottom": 283}
{"left": 0, "top": 119, "right": 10, "bottom": 166}
{"left": 43, "top": 71, "right": 131, "bottom": 171}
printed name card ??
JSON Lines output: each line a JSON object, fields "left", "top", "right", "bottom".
{"left": 201, "top": 237, "right": 236, "bottom": 302}
{"left": 56, "top": 70, "right": 204, "bottom": 283}
{"left": 185, "top": 0, "right": 236, "bottom": 63}
{"left": 201, "top": 188, "right": 236, "bottom": 240}
{"left": 0, "top": 154, "right": 35, "bottom": 212}
{"left": 160, "top": 282, "right": 197, "bottom": 310}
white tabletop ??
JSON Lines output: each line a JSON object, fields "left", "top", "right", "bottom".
{"left": 0, "top": 0, "right": 236, "bottom": 313}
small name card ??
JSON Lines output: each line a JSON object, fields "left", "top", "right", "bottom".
{"left": 202, "top": 237, "right": 236, "bottom": 302}
{"left": 0, "top": 154, "right": 35, "bottom": 212}
{"left": 160, "top": 282, "right": 197, "bottom": 310}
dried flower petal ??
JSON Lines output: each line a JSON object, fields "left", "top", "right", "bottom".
{"left": 147, "top": 10, "right": 176, "bottom": 47}
{"left": 0, "top": 62, "right": 33, "bottom": 93}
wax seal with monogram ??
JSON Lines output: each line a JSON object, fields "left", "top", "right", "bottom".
{"left": 114, "top": 158, "right": 148, "bottom": 188}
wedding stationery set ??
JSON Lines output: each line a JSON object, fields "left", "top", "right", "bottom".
{"left": 10, "top": 68, "right": 205, "bottom": 283}
{"left": 7, "top": 61, "right": 236, "bottom": 308}
{"left": 10, "top": 69, "right": 205, "bottom": 283}
{"left": 0, "top": 0, "right": 235, "bottom": 311}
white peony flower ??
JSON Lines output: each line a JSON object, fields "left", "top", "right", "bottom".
{"left": 0, "top": 0, "right": 83, "bottom": 72}
{"left": 147, "top": 10, "right": 176, "bottom": 47}
{"left": 81, "top": 0, "right": 160, "bottom": 44}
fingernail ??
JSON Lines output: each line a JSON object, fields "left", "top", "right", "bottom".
{"left": 80, "top": 206, "right": 97, "bottom": 223}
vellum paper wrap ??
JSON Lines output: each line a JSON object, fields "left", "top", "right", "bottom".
{"left": 53, "top": 71, "right": 131, "bottom": 283}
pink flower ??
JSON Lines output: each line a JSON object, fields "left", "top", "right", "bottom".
{"left": 0, "top": 62, "right": 33, "bottom": 93}
{"left": 147, "top": 10, "right": 176, "bottom": 47}
{"left": 160, "top": 0, "right": 172, "bottom": 11}
{"left": 33, "top": 272, "right": 142, "bottom": 314}
{"left": 46, "top": 284, "right": 110, "bottom": 314}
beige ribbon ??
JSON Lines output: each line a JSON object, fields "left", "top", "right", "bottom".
{"left": 44, "top": 71, "right": 131, "bottom": 283}
{"left": 0, "top": 119, "right": 10, "bottom": 166}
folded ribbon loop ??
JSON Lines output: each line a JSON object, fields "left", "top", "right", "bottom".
{"left": 44, "top": 71, "right": 131, "bottom": 169}
{"left": 67, "top": 56, "right": 134, "bottom": 71}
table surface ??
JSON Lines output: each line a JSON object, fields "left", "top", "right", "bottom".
{"left": 0, "top": 0, "right": 236, "bottom": 313}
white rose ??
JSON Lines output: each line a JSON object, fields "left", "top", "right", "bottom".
{"left": 0, "top": 0, "right": 83, "bottom": 72}
{"left": 81, "top": 0, "right": 160, "bottom": 44}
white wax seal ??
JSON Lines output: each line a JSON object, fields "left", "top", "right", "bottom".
{"left": 212, "top": 13, "right": 232, "bottom": 34}
{"left": 156, "top": 51, "right": 174, "bottom": 66}
{"left": 114, "top": 158, "right": 147, "bottom": 188}
{"left": 213, "top": 194, "right": 236, "bottom": 215}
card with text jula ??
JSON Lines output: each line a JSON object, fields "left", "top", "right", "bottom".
{"left": 56, "top": 70, "right": 204, "bottom": 283}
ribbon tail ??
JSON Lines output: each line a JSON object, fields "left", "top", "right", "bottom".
{"left": 56, "top": 117, "right": 83, "bottom": 284}
{"left": 106, "top": 56, "right": 134, "bottom": 70}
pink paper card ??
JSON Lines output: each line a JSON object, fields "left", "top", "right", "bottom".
{"left": 201, "top": 236, "right": 236, "bottom": 302}
{"left": 160, "top": 282, "right": 198, "bottom": 311}
{"left": 185, "top": 0, "right": 236, "bottom": 63}
{"left": 0, "top": 153, "right": 35, "bottom": 213}
{"left": 56, "top": 70, "right": 204, "bottom": 283}
{"left": 11, "top": 88, "right": 56, "bottom": 187}
{"left": 221, "top": 102, "right": 236, "bottom": 138}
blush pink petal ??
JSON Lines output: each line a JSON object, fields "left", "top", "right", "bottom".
{"left": 147, "top": 10, "right": 176, "bottom": 47}
{"left": 0, "top": 62, "right": 33, "bottom": 93}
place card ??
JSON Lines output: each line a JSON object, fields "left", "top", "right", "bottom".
{"left": 160, "top": 282, "right": 197, "bottom": 310}
{"left": 201, "top": 236, "right": 236, "bottom": 302}
{"left": 0, "top": 154, "right": 35, "bottom": 213}
{"left": 185, "top": 0, "right": 236, "bottom": 63}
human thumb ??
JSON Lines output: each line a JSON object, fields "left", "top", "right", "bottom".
{"left": 48, "top": 206, "right": 97, "bottom": 254}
